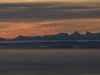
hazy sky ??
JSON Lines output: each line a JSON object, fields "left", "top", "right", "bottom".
{"left": 0, "top": 0, "right": 100, "bottom": 38}
{"left": 0, "top": 0, "right": 100, "bottom": 3}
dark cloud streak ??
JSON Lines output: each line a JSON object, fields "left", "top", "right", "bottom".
{"left": 0, "top": 2, "right": 100, "bottom": 22}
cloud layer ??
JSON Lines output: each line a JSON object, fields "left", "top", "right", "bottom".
{"left": 0, "top": 2, "right": 100, "bottom": 22}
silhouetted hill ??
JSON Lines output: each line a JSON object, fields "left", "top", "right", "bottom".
{"left": 85, "top": 31, "right": 93, "bottom": 36}
{"left": 0, "top": 37, "right": 6, "bottom": 41}
{"left": 71, "top": 31, "right": 81, "bottom": 36}
{"left": 13, "top": 31, "right": 100, "bottom": 41}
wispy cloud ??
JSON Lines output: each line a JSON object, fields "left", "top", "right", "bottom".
{"left": 0, "top": 2, "right": 100, "bottom": 22}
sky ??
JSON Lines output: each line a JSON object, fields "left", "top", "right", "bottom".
{"left": 0, "top": 0, "right": 100, "bottom": 39}
{"left": 0, "top": 0, "right": 100, "bottom": 3}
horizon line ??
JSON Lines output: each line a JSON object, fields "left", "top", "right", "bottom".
{"left": 1, "top": 31, "right": 100, "bottom": 40}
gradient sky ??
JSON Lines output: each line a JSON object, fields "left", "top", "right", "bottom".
{"left": 0, "top": 0, "right": 100, "bottom": 3}
{"left": 0, "top": 0, "right": 100, "bottom": 39}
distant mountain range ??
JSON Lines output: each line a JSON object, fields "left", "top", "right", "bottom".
{"left": 1, "top": 31, "right": 100, "bottom": 41}
{"left": 0, "top": 31, "right": 100, "bottom": 49}
{"left": 13, "top": 31, "right": 100, "bottom": 41}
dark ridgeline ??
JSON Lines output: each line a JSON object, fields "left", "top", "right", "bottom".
{"left": 13, "top": 31, "right": 100, "bottom": 41}
{"left": 0, "top": 31, "right": 100, "bottom": 49}
{"left": 0, "top": 31, "right": 100, "bottom": 41}
{"left": 0, "top": 37, "right": 6, "bottom": 41}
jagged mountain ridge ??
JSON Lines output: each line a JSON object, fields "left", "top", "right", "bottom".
{"left": 13, "top": 31, "right": 100, "bottom": 40}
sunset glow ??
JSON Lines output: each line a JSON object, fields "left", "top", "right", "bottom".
{"left": 0, "top": 0, "right": 100, "bottom": 39}
{"left": 0, "top": 0, "right": 100, "bottom": 3}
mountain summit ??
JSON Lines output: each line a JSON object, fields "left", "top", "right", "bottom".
{"left": 71, "top": 31, "right": 82, "bottom": 37}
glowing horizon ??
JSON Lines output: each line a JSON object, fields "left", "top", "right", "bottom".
{"left": 0, "top": 19, "right": 100, "bottom": 39}
{"left": 0, "top": 0, "right": 100, "bottom": 3}
{"left": 0, "top": 1, "right": 100, "bottom": 39}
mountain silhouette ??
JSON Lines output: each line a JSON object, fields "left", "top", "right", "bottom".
{"left": 12, "top": 31, "right": 100, "bottom": 41}
{"left": 85, "top": 31, "right": 92, "bottom": 35}
{"left": 0, "top": 31, "right": 100, "bottom": 49}
{"left": 71, "top": 31, "right": 81, "bottom": 36}
{"left": 0, "top": 37, "right": 6, "bottom": 41}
